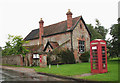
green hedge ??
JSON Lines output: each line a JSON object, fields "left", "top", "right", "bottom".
{"left": 79, "top": 51, "right": 90, "bottom": 62}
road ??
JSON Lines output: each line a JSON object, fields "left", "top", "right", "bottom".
{"left": 0, "top": 68, "right": 70, "bottom": 82}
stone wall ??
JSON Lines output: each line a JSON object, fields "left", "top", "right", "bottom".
{"left": 43, "top": 32, "right": 71, "bottom": 49}
{"left": 23, "top": 39, "right": 39, "bottom": 46}
{"left": 72, "top": 20, "right": 90, "bottom": 62}
{"left": 72, "top": 20, "right": 90, "bottom": 52}
{"left": 2, "top": 55, "right": 23, "bottom": 66}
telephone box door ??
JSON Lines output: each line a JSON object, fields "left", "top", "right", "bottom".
{"left": 101, "top": 44, "right": 107, "bottom": 72}
{"left": 90, "top": 45, "right": 99, "bottom": 73}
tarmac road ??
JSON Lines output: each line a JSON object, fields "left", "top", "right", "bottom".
{"left": 0, "top": 68, "right": 70, "bottom": 82}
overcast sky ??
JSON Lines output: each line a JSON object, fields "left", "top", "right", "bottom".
{"left": 0, "top": 0, "right": 119, "bottom": 47}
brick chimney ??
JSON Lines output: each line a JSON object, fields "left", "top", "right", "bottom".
{"left": 39, "top": 18, "right": 44, "bottom": 44}
{"left": 66, "top": 9, "right": 73, "bottom": 29}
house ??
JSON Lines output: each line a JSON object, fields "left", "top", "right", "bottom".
{"left": 23, "top": 9, "right": 91, "bottom": 63}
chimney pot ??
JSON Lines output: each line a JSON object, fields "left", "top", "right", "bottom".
{"left": 66, "top": 9, "right": 72, "bottom": 15}
{"left": 39, "top": 18, "right": 44, "bottom": 23}
{"left": 66, "top": 9, "right": 73, "bottom": 29}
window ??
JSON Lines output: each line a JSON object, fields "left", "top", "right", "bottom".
{"left": 78, "top": 40, "right": 85, "bottom": 53}
{"left": 80, "top": 24, "right": 82, "bottom": 28}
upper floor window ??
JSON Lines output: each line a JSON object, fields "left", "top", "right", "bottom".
{"left": 78, "top": 40, "right": 85, "bottom": 53}
{"left": 80, "top": 24, "right": 82, "bottom": 28}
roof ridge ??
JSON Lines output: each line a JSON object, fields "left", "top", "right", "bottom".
{"left": 32, "top": 16, "right": 81, "bottom": 30}
{"left": 32, "top": 28, "right": 39, "bottom": 31}
{"left": 43, "top": 16, "right": 81, "bottom": 28}
{"left": 71, "top": 16, "right": 82, "bottom": 29}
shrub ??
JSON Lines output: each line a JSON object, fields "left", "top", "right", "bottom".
{"left": 60, "top": 49, "right": 75, "bottom": 64}
{"left": 47, "top": 48, "right": 75, "bottom": 65}
{"left": 79, "top": 51, "right": 90, "bottom": 62}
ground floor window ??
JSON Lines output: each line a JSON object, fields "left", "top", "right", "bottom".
{"left": 78, "top": 40, "right": 85, "bottom": 53}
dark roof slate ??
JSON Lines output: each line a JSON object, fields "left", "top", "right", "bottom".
{"left": 24, "top": 16, "right": 91, "bottom": 41}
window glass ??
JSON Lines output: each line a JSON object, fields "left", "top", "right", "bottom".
{"left": 78, "top": 40, "right": 85, "bottom": 53}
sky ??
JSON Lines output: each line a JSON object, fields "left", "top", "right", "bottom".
{"left": 0, "top": 0, "right": 119, "bottom": 47}
{"left": 118, "top": 1, "right": 120, "bottom": 18}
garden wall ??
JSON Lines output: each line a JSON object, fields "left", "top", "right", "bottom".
{"left": 2, "top": 55, "right": 23, "bottom": 66}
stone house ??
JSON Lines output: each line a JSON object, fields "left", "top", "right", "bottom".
{"left": 23, "top": 9, "right": 91, "bottom": 63}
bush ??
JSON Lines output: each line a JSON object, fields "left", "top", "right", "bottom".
{"left": 47, "top": 48, "right": 75, "bottom": 65}
{"left": 79, "top": 51, "right": 90, "bottom": 62}
{"left": 60, "top": 49, "right": 75, "bottom": 64}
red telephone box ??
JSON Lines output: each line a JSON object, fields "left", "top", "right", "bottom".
{"left": 90, "top": 39, "right": 107, "bottom": 73}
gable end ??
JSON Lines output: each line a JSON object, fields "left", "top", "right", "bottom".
{"left": 72, "top": 16, "right": 91, "bottom": 37}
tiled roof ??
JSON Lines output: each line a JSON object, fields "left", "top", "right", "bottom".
{"left": 43, "top": 41, "right": 59, "bottom": 51}
{"left": 24, "top": 16, "right": 91, "bottom": 41}
{"left": 49, "top": 41, "right": 59, "bottom": 49}
{"left": 24, "top": 29, "right": 39, "bottom": 41}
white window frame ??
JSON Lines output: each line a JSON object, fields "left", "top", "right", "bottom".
{"left": 78, "top": 40, "right": 85, "bottom": 53}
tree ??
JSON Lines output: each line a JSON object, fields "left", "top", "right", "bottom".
{"left": 95, "top": 19, "right": 108, "bottom": 40}
{"left": 87, "top": 24, "right": 103, "bottom": 41}
{"left": 108, "top": 22, "right": 120, "bottom": 57}
{"left": 2, "top": 34, "right": 29, "bottom": 56}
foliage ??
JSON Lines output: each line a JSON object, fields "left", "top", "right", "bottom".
{"left": 2, "top": 34, "right": 29, "bottom": 56}
{"left": 95, "top": 19, "right": 108, "bottom": 40}
{"left": 60, "top": 48, "right": 75, "bottom": 64}
{"left": 47, "top": 48, "right": 75, "bottom": 64}
{"left": 79, "top": 51, "right": 90, "bottom": 62}
{"left": 108, "top": 23, "right": 120, "bottom": 57}
{"left": 87, "top": 24, "right": 103, "bottom": 41}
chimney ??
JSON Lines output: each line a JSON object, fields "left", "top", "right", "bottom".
{"left": 66, "top": 9, "right": 73, "bottom": 29}
{"left": 39, "top": 18, "right": 44, "bottom": 44}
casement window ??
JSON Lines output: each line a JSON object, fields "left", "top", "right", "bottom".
{"left": 78, "top": 40, "right": 85, "bottom": 53}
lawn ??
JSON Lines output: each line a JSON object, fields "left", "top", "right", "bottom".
{"left": 80, "top": 61, "right": 119, "bottom": 81}
{"left": 31, "top": 60, "right": 118, "bottom": 81}
{"left": 33, "top": 63, "right": 91, "bottom": 76}
{"left": 2, "top": 60, "right": 119, "bottom": 81}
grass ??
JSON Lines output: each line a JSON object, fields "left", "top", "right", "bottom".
{"left": 31, "top": 60, "right": 119, "bottom": 81}
{"left": 33, "top": 63, "right": 91, "bottom": 76}
{"left": 2, "top": 59, "right": 119, "bottom": 81}
{"left": 109, "top": 57, "right": 119, "bottom": 61}
{"left": 2, "top": 64, "right": 22, "bottom": 67}
{"left": 80, "top": 61, "right": 119, "bottom": 81}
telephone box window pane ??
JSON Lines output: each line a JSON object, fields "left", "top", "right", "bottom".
{"left": 92, "top": 46, "right": 98, "bottom": 70}
{"left": 78, "top": 40, "right": 85, "bottom": 53}
{"left": 102, "top": 55, "right": 105, "bottom": 57}
{"left": 103, "top": 64, "right": 106, "bottom": 69}
{"left": 102, "top": 46, "right": 106, "bottom": 65}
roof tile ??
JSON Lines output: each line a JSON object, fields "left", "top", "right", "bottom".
{"left": 24, "top": 16, "right": 81, "bottom": 41}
